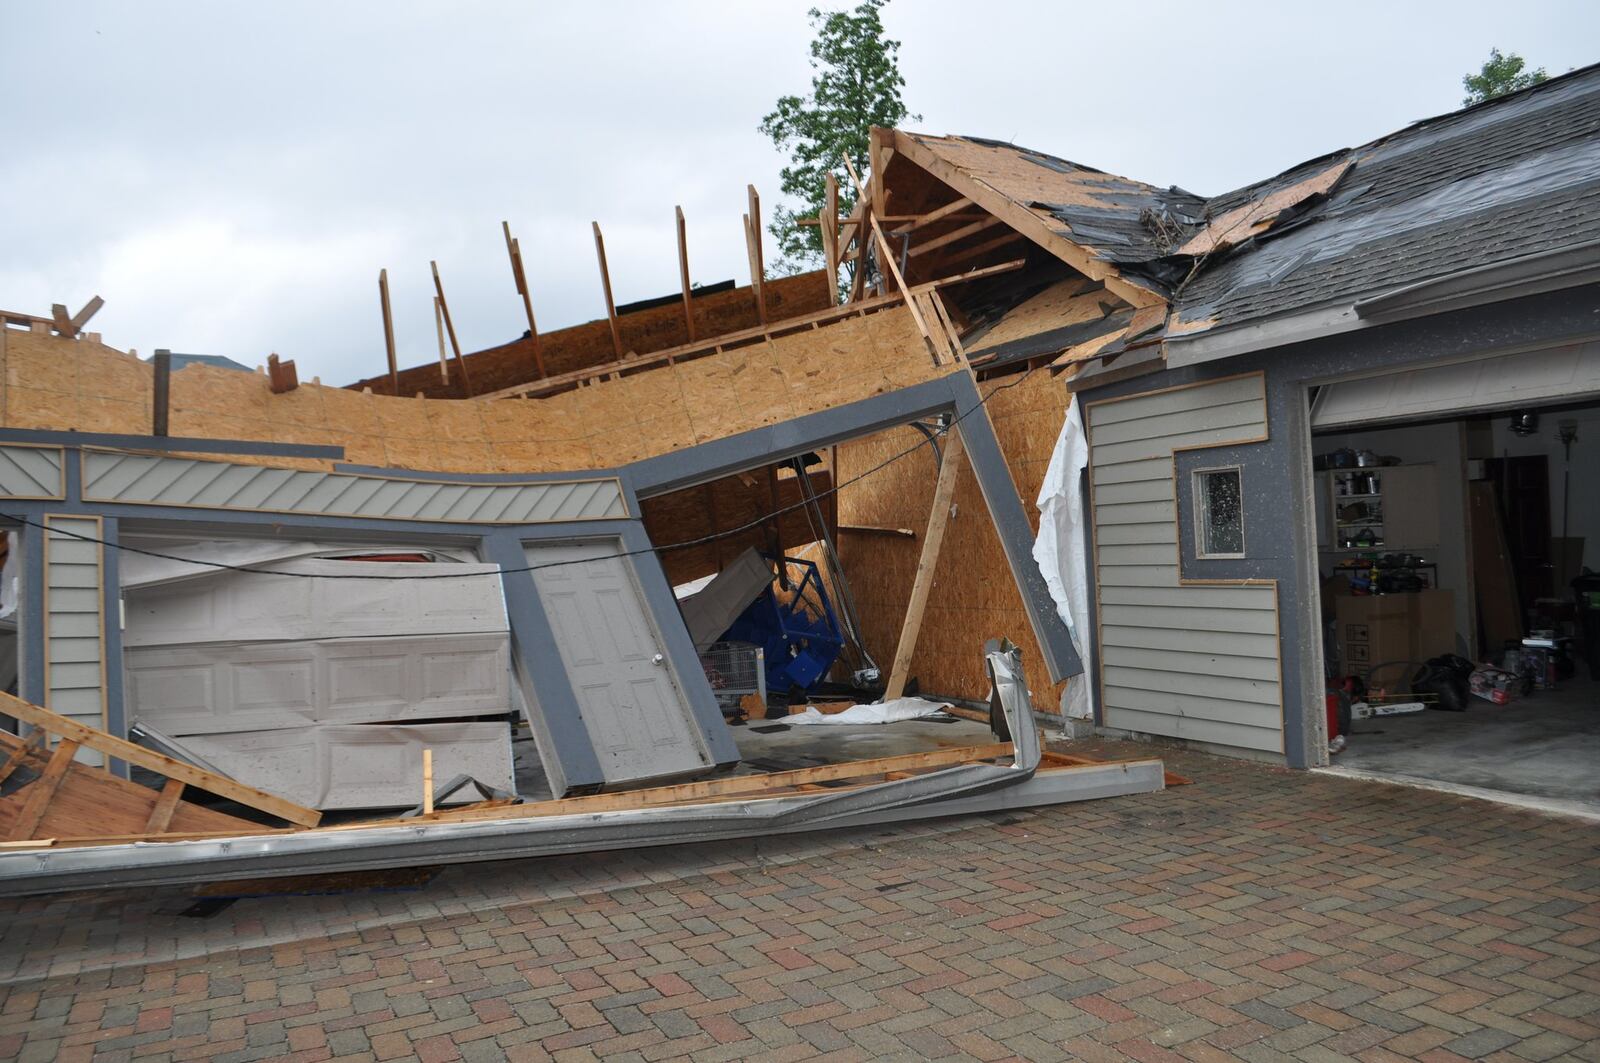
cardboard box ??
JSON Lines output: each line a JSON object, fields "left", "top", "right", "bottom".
{"left": 1334, "top": 590, "right": 1456, "bottom": 683}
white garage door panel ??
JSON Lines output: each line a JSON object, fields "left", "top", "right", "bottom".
{"left": 125, "top": 634, "right": 511, "bottom": 735}
{"left": 172, "top": 722, "right": 514, "bottom": 810}
{"left": 1312, "top": 338, "right": 1600, "bottom": 428}
{"left": 122, "top": 559, "right": 508, "bottom": 647}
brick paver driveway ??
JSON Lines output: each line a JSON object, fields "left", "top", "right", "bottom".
{"left": 0, "top": 739, "right": 1596, "bottom": 1062}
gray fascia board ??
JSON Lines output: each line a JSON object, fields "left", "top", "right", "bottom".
{"left": 1166, "top": 242, "right": 1600, "bottom": 368}
{"left": 0, "top": 429, "right": 344, "bottom": 461}
{"left": 1163, "top": 304, "right": 1365, "bottom": 368}
{"left": 479, "top": 530, "right": 604, "bottom": 794}
{"left": 1353, "top": 238, "right": 1600, "bottom": 324}
{"left": 619, "top": 521, "right": 741, "bottom": 769}
{"left": 627, "top": 375, "right": 960, "bottom": 498}
{"left": 950, "top": 373, "right": 1083, "bottom": 683}
{"left": 333, "top": 464, "right": 623, "bottom": 485}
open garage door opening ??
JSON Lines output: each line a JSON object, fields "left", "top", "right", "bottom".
{"left": 1307, "top": 340, "right": 1600, "bottom": 816}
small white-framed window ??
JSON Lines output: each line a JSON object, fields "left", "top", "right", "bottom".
{"left": 1194, "top": 466, "right": 1245, "bottom": 559}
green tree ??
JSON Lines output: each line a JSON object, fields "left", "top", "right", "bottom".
{"left": 1462, "top": 48, "right": 1547, "bottom": 106}
{"left": 759, "top": 0, "right": 918, "bottom": 280}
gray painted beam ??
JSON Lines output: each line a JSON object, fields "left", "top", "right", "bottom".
{"left": 99, "top": 517, "right": 129, "bottom": 778}
{"left": 0, "top": 428, "right": 344, "bottom": 460}
{"left": 479, "top": 530, "right": 605, "bottom": 795}
{"left": 950, "top": 372, "right": 1084, "bottom": 684}
{"left": 627, "top": 375, "right": 960, "bottom": 498}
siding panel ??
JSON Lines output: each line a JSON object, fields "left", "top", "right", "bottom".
{"left": 1089, "top": 375, "right": 1282, "bottom": 756}
{"left": 43, "top": 516, "right": 106, "bottom": 765}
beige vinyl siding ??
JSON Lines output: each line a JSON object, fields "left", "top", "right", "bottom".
{"left": 1088, "top": 375, "right": 1283, "bottom": 754}
{"left": 43, "top": 516, "right": 107, "bottom": 766}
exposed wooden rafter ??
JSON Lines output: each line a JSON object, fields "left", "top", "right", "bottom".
{"left": 430, "top": 261, "right": 474, "bottom": 395}
{"left": 592, "top": 222, "right": 624, "bottom": 359}
{"left": 502, "top": 221, "right": 545, "bottom": 378}
{"left": 675, "top": 206, "right": 697, "bottom": 341}
{"left": 886, "top": 129, "right": 1167, "bottom": 309}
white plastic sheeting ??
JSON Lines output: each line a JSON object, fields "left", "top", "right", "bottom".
{"left": 1032, "top": 398, "right": 1095, "bottom": 720}
{"left": 788, "top": 697, "right": 949, "bottom": 725}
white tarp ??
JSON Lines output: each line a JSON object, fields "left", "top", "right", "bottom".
{"left": 1032, "top": 398, "right": 1095, "bottom": 720}
{"left": 788, "top": 697, "right": 949, "bottom": 725}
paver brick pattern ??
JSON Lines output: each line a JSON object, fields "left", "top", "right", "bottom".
{"left": 0, "top": 738, "right": 1597, "bottom": 1062}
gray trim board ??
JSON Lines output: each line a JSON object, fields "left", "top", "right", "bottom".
{"left": 628, "top": 375, "right": 959, "bottom": 498}
{"left": 951, "top": 373, "right": 1083, "bottom": 684}
{"left": 17, "top": 520, "right": 45, "bottom": 708}
{"left": 0, "top": 428, "right": 344, "bottom": 460}
{"left": 334, "top": 463, "right": 623, "bottom": 485}
{"left": 99, "top": 516, "right": 128, "bottom": 779}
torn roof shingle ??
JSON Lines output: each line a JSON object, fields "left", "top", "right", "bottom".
{"left": 1173, "top": 63, "right": 1600, "bottom": 335}
{"left": 910, "top": 61, "right": 1600, "bottom": 340}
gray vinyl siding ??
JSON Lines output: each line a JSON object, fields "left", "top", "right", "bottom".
{"left": 0, "top": 446, "right": 65, "bottom": 498}
{"left": 1088, "top": 375, "right": 1283, "bottom": 754}
{"left": 80, "top": 451, "right": 627, "bottom": 524}
{"left": 43, "top": 516, "right": 106, "bottom": 765}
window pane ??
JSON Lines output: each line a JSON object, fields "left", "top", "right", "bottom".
{"left": 1201, "top": 469, "right": 1243, "bottom": 555}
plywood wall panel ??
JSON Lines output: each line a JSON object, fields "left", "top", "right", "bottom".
{"left": 835, "top": 368, "right": 1072, "bottom": 703}
{"left": 0, "top": 303, "right": 936, "bottom": 478}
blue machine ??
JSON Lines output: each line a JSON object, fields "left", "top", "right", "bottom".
{"left": 719, "top": 555, "right": 845, "bottom": 694}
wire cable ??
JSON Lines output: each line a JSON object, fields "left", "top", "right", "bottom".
{"left": 8, "top": 366, "right": 1040, "bottom": 580}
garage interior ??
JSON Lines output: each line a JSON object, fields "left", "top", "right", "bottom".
{"left": 1310, "top": 365, "right": 1599, "bottom": 815}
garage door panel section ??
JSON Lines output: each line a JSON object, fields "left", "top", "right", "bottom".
{"left": 123, "top": 560, "right": 508, "bottom": 647}
{"left": 171, "top": 722, "right": 514, "bottom": 810}
{"left": 526, "top": 540, "right": 714, "bottom": 785}
{"left": 1312, "top": 338, "right": 1600, "bottom": 429}
{"left": 1088, "top": 374, "right": 1283, "bottom": 756}
{"left": 125, "top": 634, "right": 511, "bottom": 735}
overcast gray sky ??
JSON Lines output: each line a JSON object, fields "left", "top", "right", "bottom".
{"left": 2, "top": 1, "right": 1594, "bottom": 385}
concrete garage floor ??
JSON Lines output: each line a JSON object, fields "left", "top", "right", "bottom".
{"left": 1328, "top": 673, "right": 1600, "bottom": 818}
{"left": 509, "top": 710, "right": 997, "bottom": 802}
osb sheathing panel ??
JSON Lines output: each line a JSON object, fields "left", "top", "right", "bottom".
{"left": 0, "top": 305, "right": 937, "bottom": 476}
{"left": 967, "top": 280, "right": 1125, "bottom": 357}
{"left": 350, "top": 269, "right": 835, "bottom": 398}
{"left": 836, "top": 368, "right": 1069, "bottom": 703}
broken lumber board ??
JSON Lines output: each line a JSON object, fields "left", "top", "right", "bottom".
{"left": 883, "top": 431, "right": 964, "bottom": 700}
{"left": 1041, "top": 750, "right": 1191, "bottom": 787}
{"left": 6, "top": 739, "right": 79, "bottom": 841}
{"left": 0, "top": 730, "right": 267, "bottom": 842}
{"left": 0, "top": 691, "right": 322, "bottom": 827}
{"left": 356, "top": 742, "right": 1017, "bottom": 828}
